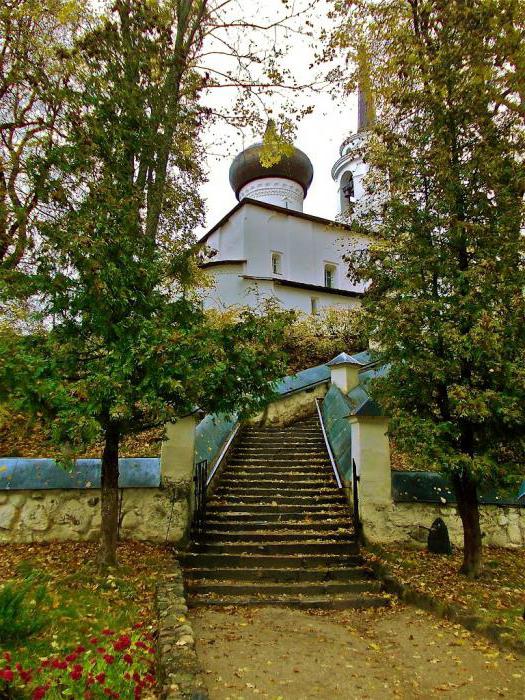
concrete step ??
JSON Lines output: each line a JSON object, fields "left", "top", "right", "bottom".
{"left": 185, "top": 580, "right": 382, "bottom": 596}
{"left": 183, "top": 566, "right": 372, "bottom": 583}
{"left": 186, "top": 593, "right": 390, "bottom": 610}
{"left": 234, "top": 447, "right": 327, "bottom": 455}
{"left": 179, "top": 552, "right": 363, "bottom": 568}
{"left": 192, "top": 541, "right": 359, "bottom": 555}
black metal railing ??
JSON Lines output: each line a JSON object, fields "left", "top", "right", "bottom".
{"left": 192, "top": 459, "right": 208, "bottom": 535}
{"left": 352, "top": 458, "right": 362, "bottom": 537}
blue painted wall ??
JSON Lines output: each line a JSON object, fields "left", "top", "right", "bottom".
{"left": 321, "top": 384, "right": 353, "bottom": 481}
{"left": 0, "top": 458, "right": 160, "bottom": 491}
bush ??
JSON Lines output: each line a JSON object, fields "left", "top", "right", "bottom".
{"left": 0, "top": 574, "right": 50, "bottom": 643}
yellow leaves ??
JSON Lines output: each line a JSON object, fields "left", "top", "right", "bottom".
{"left": 259, "top": 120, "right": 294, "bottom": 169}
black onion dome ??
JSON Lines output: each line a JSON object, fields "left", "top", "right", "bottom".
{"left": 229, "top": 142, "right": 314, "bottom": 198}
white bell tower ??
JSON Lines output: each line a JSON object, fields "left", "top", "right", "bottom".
{"left": 332, "top": 70, "right": 375, "bottom": 223}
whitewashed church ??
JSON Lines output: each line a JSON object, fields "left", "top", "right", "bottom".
{"left": 199, "top": 93, "right": 373, "bottom": 314}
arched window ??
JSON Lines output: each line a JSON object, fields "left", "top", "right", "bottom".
{"left": 340, "top": 171, "right": 355, "bottom": 212}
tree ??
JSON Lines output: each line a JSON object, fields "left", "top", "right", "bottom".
{"left": 0, "top": 0, "right": 84, "bottom": 269}
{"left": 330, "top": 0, "right": 525, "bottom": 576}
{"left": 0, "top": 0, "right": 311, "bottom": 566}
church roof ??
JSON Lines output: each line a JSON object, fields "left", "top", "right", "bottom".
{"left": 198, "top": 198, "right": 353, "bottom": 247}
{"left": 229, "top": 142, "right": 314, "bottom": 197}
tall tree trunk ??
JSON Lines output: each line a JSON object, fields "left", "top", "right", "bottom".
{"left": 98, "top": 422, "right": 120, "bottom": 567}
{"left": 452, "top": 471, "right": 482, "bottom": 578}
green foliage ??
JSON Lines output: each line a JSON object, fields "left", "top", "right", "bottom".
{"left": 332, "top": 0, "right": 525, "bottom": 484}
{"left": 282, "top": 307, "right": 366, "bottom": 373}
{"left": 0, "top": 574, "right": 50, "bottom": 643}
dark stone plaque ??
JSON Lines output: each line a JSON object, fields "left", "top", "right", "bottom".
{"left": 428, "top": 517, "right": 452, "bottom": 554}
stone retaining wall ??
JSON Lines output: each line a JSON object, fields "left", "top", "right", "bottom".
{"left": 248, "top": 382, "right": 328, "bottom": 428}
{"left": 0, "top": 484, "right": 191, "bottom": 544}
{"left": 156, "top": 565, "right": 207, "bottom": 699}
{"left": 363, "top": 501, "right": 525, "bottom": 548}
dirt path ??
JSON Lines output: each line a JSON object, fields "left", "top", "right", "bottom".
{"left": 191, "top": 602, "right": 524, "bottom": 699}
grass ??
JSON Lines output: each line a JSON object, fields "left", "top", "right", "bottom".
{"left": 0, "top": 541, "right": 173, "bottom": 681}
{"left": 368, "top": 544, "right": 525, "bottom": 646}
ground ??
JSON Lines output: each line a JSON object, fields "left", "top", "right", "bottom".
{"left": 369, "top": 545, "right": 525, "bottom": 647}
{"left": 192, "top": 604, "right": 524, "bottom": 700}
{"left": 0, "top": 541, "right": 172, "bottom": 697}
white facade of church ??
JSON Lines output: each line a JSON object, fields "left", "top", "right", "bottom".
{"left": 199, "top": 109, "right": 371, "bottom": 314}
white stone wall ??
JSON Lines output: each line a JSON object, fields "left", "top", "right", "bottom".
{"left": 0, "top": 487, "right": 189, "bottom": 544}
{"left": 362, "top": 501, "right": 525, "bottom": 549}
{"left": 201, "top": 202, "right": 369, "bottom": 313}
{"left": 239, "top": 178, "right": 304, "bottom": 212}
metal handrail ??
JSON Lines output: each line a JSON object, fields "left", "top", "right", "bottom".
{"left": 206, "top": 422, "right": 241, "bottom": 487}
{"left": 315, "top": 398, "right": 343, "bottom": 489}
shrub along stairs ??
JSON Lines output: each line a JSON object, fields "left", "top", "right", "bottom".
{"left": 180, "top": 415, "right": 389, "bottom": 608}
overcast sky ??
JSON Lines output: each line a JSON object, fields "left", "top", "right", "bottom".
{"left": 196, "top": 0, "right": 358, "bottom": 237}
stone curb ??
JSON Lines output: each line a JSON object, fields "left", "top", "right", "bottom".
{"left": 156, "top": 564, "right": 208, "bottom": 699}
{"left": 364, "top": 544, "right": 525, "bottom": 658}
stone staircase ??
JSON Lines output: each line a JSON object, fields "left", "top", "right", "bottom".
{"left": 180, "top": 415, "right": 389, "bottom": 608}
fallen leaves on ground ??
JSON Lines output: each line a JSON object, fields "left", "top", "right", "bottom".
{"left": 366, "top": 544, "right": 525, "bottom": 643}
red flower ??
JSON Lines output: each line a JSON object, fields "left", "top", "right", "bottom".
{"left": 65, "top": 653, "right": 78, "bottom": 663}
{"left": 40, "top": 660, "right": 51, "bottom": 669}
{"left": 143, "top": 673, "right": 155, "bottom": 684}
{"left": 132, "top": 671, "right": 140, "bottom": 682}
{"left": 15, "top": 663, "right": 22, "bottom": 671}
{"left": 70, "top": 664, "right": 83, "bottom": 681}
{"left": 122, "top": 654, "right": 133, "bottom": 665}
{"left": 104, "top": 689, "right": 112, "bottom": 697}
{"left": 0, "top": 668, "right": 14, "bottom": 683}
{"left": 134, "top": 641, "right": 147, "bottom": 649}
{"left": 76, "top": 645, "right": 86, "bottom": 654}
{"left": 95, "top": 673, "right": 106, "bottom": 684}
{"left": 19, "top": 669, "right": 33, "bottom": 684}
{"left": 147, "top": 647, "right": 155, "bottom": 655}
{"left": 134, "top": 686, "right": 142, "bottom": 699}
{"left": 89, "top": 637, "right": 98, "bottom": 645}
{"left": 3, "top": 652, "right": 11, "bottom": 663}
{"left": 32, "top": 687, "right": 48, "bottom": 700}
{"left": 132, "top": 622, "right": 144, "bottom": 629}
{"left": 51, "top": 660, "right": 67, "bottom": 670}
{"left": 113, "top": 635, "right": 131, "bottom": 651}
{"left": 103, "top": 654, "right": 115, "bottom": 665}
{"left": 96, "top": 647, "right": 106, "bottom": 655}
{"left": 101, "top": 629, "right": 114, "bottom": 636}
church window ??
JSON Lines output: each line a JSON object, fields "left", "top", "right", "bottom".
{"left": 272, "top": 252, "right": 282, "bottom": 275}
{"left": 324, "top": 264, "right": 336, "bottom": 289}
{"left": 340, "top": 171, "right": 355, "bottom": 212}
{"left": 311, "top": 297, "right": 319, "bottom": 315}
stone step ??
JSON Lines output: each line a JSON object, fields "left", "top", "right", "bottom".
{"left": 234, "top": 446, "right": 327, "bottom": 454}
{"left": 192, "top": 541, "right": 359, "bottom": 555}
{"left": 206, "top": 504, "right": 349, "bottom": 515}
{"left": 183, "top": 566, "right": 372, "bottom": 583}
{"left": 208, "top": 495, "right": 344, "bottom": 506}
{"left": 204, "top": 513, "right": 351, "bottom": 525}
{"left": 218, "top": 478, "right": 335, "bottom": 488}
{"left": 179, "top": 552, "right": 363, "bottom": 568}
{"left": 226, "top": 460, "right": 330, "bottom": 467}
{"left": 213, "top": 487, "right": 339, "bottom": 497}
{"left": 198, "top": 531, "right": 355, "bottom": 543}
{"left": 203, "top": 520, "right": 353, "bottom": 532}
{"left": 220, "top": 469, "right": 333, "bottom": 478}
{"left": 186, "top": 593, "right": 390, "bottom": 610}
{"left": 185, "top": 580, "right": 382, "bottom": 597}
